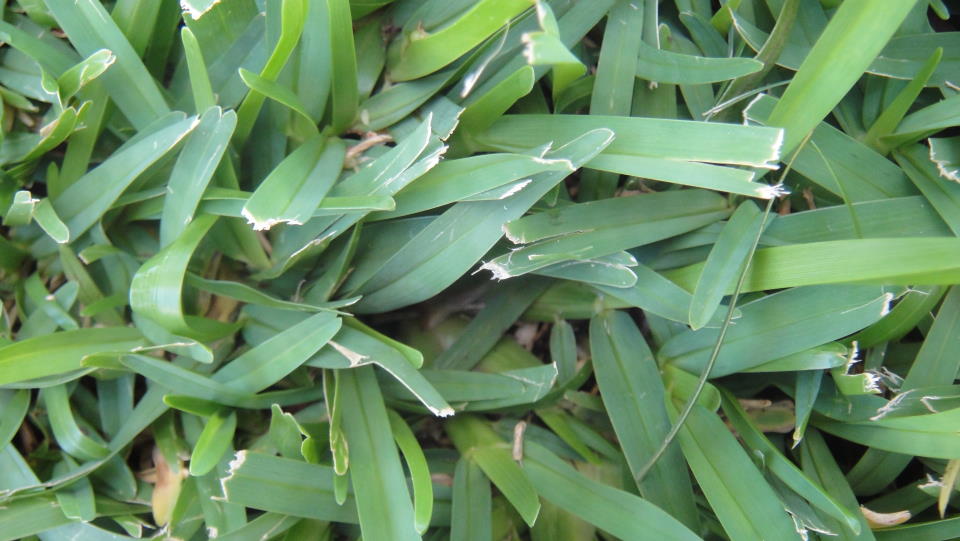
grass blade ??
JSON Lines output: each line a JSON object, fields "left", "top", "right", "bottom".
{"left": 339, "top": 366, "right": 420, "bottom": 541}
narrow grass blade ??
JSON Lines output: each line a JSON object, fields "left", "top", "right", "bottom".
{"left": 458, "top": 66, "right": 534, "bottom": 134}
{"left": 433, "top": 277, "right": 551, "bottom": 371}
{"left": 388, "top": 410, "right": 433, "bottom": 533}
{"left": 309, "top": 323, "right": 452, "bottom": 416}
{"left": 766, "top": 0, "right": 919, "bottom": 153}
{"left": 587, "top": 153, "right": 774, "bottom": 197}
{"left": 521, "top": 1, "right": 586, "bottom": 99}
{"left": 339, "top": 366, "right": 420, "bottom": 541}
{"left": 233, "top": 0, "right": 306, "bottom": 146}
{"left": 33, "top": 199, "right": 69, "bottom": 244}
{"left": 375, "top": 153, "right": 570, "bottom": 220}
{"left": 745, "top": 94, "right": 914, "bottom": 201}
{"left": 677, "top": 403, "right": 801, "bottom": 540}
{"left": 446, "top": 415, "right": 541, "bottom": 526}
{"left": 476, "top": 114, "right": 783, "bottom": 168}
{"left": 930, "top": 136, "right": 960, "bottom": 181}
{"left": 326, "top": 0, "right": 359, "bottom": 132}
{"left": 589, "top": 311, "right": 698, "bottom": 528}
{"left": 221, "top": 451, "right": 358, "bottom": 522}
{"left": 0, "top": 327, "right": 144, "bottom": 385}
{"left": 522, "top": 440, "right": 701, "bottom": 540}
{"left": 637, "top": 40, "right": 761, "bottom": 84}
{"left": 242, "top": 137, "right": 345, "bottom": 230}
{"left": 594, "top": 263, "right": 718, "bottom": 325}
{"left": 41, "top": 383, "right": 110, "bottom": 461}
{"left": 661, "top": 285, "right": 892, "bottom": 377}
{"left": 213, "top": 312, "right": 341, "bottom": 393}
{"left": 186, "top": 274, "right": 347, "bottom": 313}
{"left": 863, "top": 48, "right": 941, "bottom": 154}
{"left": 180, "top": 26, "right": 215, "bottom": 112}
{"left": 130, "top": 214, "right": 217, "bottom": 337}
{"left": 721, "top": 390, "right": 862, "bottom": 534}
{"left": 896, "top": 143, "right": 960, "bottom": 235}
{"left": 44, "top": 0, "right": 169, "bottom": 129}
{"left": 688, "top": 201, "right": 763, "bottom": 330}
{"left": 387, "top": 0, "right": 532, "bottom": 82}
{"left": 160, "top": 107, "right": 234, "bottom": 247}
{"left": 189, "top": 409, "right": 237, "bottom": 476}
{"left": 51, "top": 456, "right": 96, "bottom": 522}
{"left": 239, "top": 68, "right": 318, "bottom": 131}
{"left": 451, "top": 456, "right": 492, "bottom": 541}
{"left": 667, "top": 239, "right": 960, "bottom": 293}
{"left": 0, "top": 390, "right": 30, "bottom": 447}
{"left": 485, "top": 194, "right": 729, "bottom": 279}
{"left": 353, "top": 128, "right": 613, "bottom": 312}
{"left": 50, "top": 113, "right": 197, "bottom": 243}
{"left": 851, "top": 285, "right": 946, "bottom": 349}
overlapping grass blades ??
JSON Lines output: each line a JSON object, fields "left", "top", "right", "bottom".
{"left": 2, "top": 1, "right": 960, "bottom": 540}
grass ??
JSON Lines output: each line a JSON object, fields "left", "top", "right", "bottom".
{"left": 1, "top": 0, "right": 960, "bottom": 539}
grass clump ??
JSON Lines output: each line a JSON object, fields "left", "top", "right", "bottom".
{"left": 1, "top": 0, "right": 960, "bottom": 539}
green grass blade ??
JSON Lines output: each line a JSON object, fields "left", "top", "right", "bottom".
{"left": 160, "top": 107, "right": 235, "bottom": 247}
{"left": 667, "top": 238, "right": 960, "bottom": 293}
{"left": 339, "top": 366, "right": 420, "bottom": 541}
{"left": 44, "top": 0, "right": 169, "bottom": 129}
{"left": 326, "top": 0, "right": 359, "bottom": 132}
{"left": 221, "top": 451, "right": 358, "bottom": 522}
{"left": 310, "top": 323, "right": 453, "bottom": 416}
{"left": 688, "top": 201, "right": 763, "bottom": 330}
{"left": 388, "top": 410, "right": 434, "bottom": 533}
{"left": 676, "top": 403, "right": 801, "bottom": 540}
{"left": 476, "top": 114, "right": 783, "bottom": 168}
{"left": 242, "top": 137, "right": 344, "bottom": 230}
{"left": 180, "top": 26, "right": 216, "bottom": 112}
{"left": 458, "top": 66, "right": 534, "bottom": 134}
{"left": 661, "top": 285, "right": 892, "bottom": 377}
{"left": 721, "top": 390, "right": 862, "bottom": 534}
{"left": 0, "top": 327, "right": 144, "bottom": 385}
{"left": 374, "top": 153, "right": 570, "bottom": 221}
{"left": 766, "top": 0, "right": 920, "bottom": 153}
{"left": 589, "top": 311, "right": 699, "bottom": 528}
{"left": 33, "top": 198, "right": 69, "bottom": 244}
{"left": 213, "top": 312, "right": 341, "bottom": 393}
{"left": 446, "top": 415, "right": 541, "bottom": 527}
{"left": 863, "top": 47, "right": 941, "bottom": 153}
{"left": 51, "top": 456, "right": 96, "bottom": 522}
{"left": 41, "top": 383, "right": 110, "bottom": 461}
{"left": 522, "top": 440, "right": 701, "bottom": 540}
{"left": 636, "top": 40, "right": 761, "bottom": 84}
{"left": 130, "top": 214, "right": 216, "bottom": 337}
{"left": 238, "top": 68, "right": 318, "bottom": 132}
{"left": 233, "top": 0, "right": 306, "bottom": 146}
{"left": 189, "top": 409, "right": 237, "bottom": 476}
{"left": 352, "top": 128, "right": 613, "bottom": 312}
{"left": 451, "top": 456, "right": 492, "bottom": 541}
{"left": 387, "top": 0, "right": 532, "bottom": 82}
{"left": 48, "top": 113, "right": 197, "bottom": 243}
{"left": 433, "top": 277, "right": 551, "bottom": 371}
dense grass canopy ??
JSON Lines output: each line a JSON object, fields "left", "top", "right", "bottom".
{"left": 2, "top": 0, "right": 960, "bottom": 539}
